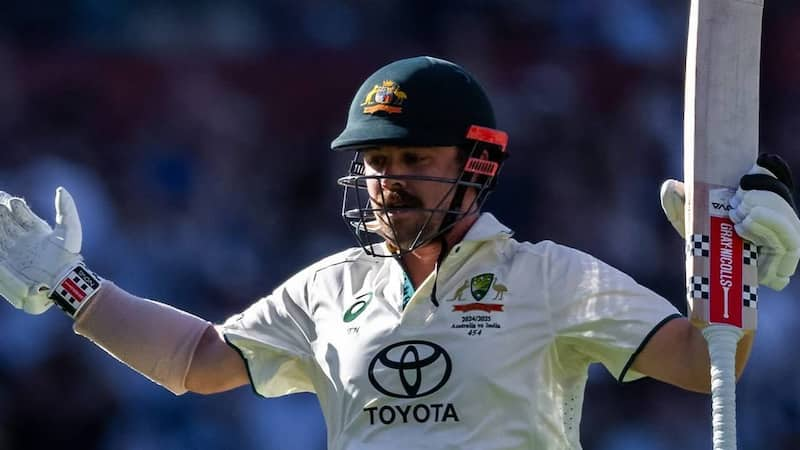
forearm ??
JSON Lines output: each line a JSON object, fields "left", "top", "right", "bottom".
{"left": 734, "top": 330, "right": 754, "bottom": 381}
{"left": 74, "top": 282, "right": 213, "bottom": 394}
{"left": 633, "top": 317, "right": 754, "bottom": 394}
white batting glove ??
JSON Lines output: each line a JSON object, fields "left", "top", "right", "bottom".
{"left": 660, "top": 179, "right": 686, "bottom": 239}
{"left": 659, "top": 154, "right": 800, "bottom": 291}
{"left": 0, "top": 187, "right": 99, "bottom": 315}
{"left": 729, "top": 154, "right": 799, "bottom": 291}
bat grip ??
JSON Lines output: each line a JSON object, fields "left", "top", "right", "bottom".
{"left": 702, "top": 324, "right": 744, "bottom": 450}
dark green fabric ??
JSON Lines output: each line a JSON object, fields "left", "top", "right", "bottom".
{"left": 331, "top": 56, "right": 495, "bottom": 151}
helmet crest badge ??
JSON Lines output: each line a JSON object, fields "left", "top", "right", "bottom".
{"left": 361, "top": 80, "right": 407, "bottom": 114}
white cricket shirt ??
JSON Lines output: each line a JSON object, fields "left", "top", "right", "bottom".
{"left": 222, "top": 213, "right": 681, "bottom": 450}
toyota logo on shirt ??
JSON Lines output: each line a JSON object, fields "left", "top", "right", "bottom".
{"left": 368, "top": 340, "right": 452, "bottom": 399}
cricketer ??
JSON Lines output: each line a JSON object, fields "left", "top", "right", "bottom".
{"left": 0, "top": 56, "right": 798, "bottom": 449}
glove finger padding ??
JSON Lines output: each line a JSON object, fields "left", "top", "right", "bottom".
{"left": 732, "top": 199, "right": 800, "bottom": 288}
{"left": 734, "top": 221, "right": 796, "bottom": 291}
{"left": 730, "top": 190, "right": 800, "bottom": 239}
{"left": 733, "top": 205, "right": 793, "bottom": 252}
{"left": 9, "top": 198, "right": 50, "bottom": 233}
{"left": 0, "top": 191, "right": 12, "bottom": 207}
{"left": 0, "top": 249, "right": 52, "bottom": 314}
{"left": 0, "top": 206, "right": 27, "bottom": 248}
{"left": 53, "top": 187, "right": 82, "bottom": 254}
{"left": 0, "top": 264, "right": 29, "bottom": 309}
{"left": 751, "top": 249, "right": 791, "bottom": 291}
{"left": 660, "top": 179, "right": 686, "bottom": 238}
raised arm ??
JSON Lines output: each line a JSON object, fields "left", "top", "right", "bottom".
{"left": 74, "top": 282, "right": 249, "bottom": 394}
{"left": 0, "top": 187, "right": 248, "bottom": 395}
{"left": 646, "top": 153, "right": 799, "bottom": 393}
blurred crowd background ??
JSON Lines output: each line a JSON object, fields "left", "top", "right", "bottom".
{"left": 1, "top": 1, "right": 799, "bottom": 449}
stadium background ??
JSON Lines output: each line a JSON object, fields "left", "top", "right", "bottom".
{"left": 1, "top": 1, "right": 799, "bottom": 449}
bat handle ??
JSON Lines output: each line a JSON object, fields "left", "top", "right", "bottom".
{"left": 702, "top": 324, "right": 744, "bottom": 450}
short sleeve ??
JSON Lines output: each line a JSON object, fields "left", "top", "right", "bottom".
{"left": 221, "top": 271, "right": 318, "bottom": 397}
{"left": 547, "top": 243, "right": 681, "bottom": 382}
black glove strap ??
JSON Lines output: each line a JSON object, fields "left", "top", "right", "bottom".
{"left": 739, "top": 153, "right": 797, "bottom": 212}
{"left": 739, "top": 174, "right": 796, "bottom": 212}
{"left": 756, "top": 153, "right": 794, "bottom": 190}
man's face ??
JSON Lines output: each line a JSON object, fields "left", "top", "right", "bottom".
{"left": 362, "top": 146, "right": 463, "bottom": 250}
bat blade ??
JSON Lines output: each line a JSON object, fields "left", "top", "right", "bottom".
{"left": 684, "top": 1, "right": 763, "bottom": 448}
{"left": 684, "top": 0, "right": 762, "bottom": 332}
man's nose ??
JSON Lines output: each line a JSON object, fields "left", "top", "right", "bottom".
{"left": 379, "top": 162, "right": 407, "bottom": 190}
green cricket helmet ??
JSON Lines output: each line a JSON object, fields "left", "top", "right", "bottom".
{"left": 333, "top": 56, "right": 509, "bottom": 256}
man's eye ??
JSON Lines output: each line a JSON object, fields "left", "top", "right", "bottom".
{"left": 404, "top": 154, "right": 423, "bottom": 165}
{"left": 366, "top": 156, "right": 385, "bottom": 168}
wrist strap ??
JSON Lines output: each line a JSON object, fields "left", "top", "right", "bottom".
{"left": 49, "top": 263, "right": 102, "bottom": 317}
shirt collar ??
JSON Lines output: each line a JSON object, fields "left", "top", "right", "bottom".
{"left": 366, "top": 212, "right": 512, "bottom": 257}
{"left": 461, "top": 212, "right": 514, "bottom": 243}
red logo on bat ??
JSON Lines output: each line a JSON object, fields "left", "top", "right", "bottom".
{"left": 708, "top": 189, "right": 743, "bottom": 327}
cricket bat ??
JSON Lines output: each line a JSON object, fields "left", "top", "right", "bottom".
{"left": 683, "top": 0, "right": 763, "bottom": 449}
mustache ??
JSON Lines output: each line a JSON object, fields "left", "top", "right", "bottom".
{"left": 374, "top": 190, "right": 423, "bottom": 208}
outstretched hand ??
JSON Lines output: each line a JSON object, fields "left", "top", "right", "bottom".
{"left": 0, "top": 187, "right": 84, "bottom": 314}
{"left": 659, "top": 154, "right": 800, "bottom": 291}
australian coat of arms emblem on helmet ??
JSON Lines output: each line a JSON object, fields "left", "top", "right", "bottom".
{"left": 361, "top": 80, "right": 407, "bottom": 114}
